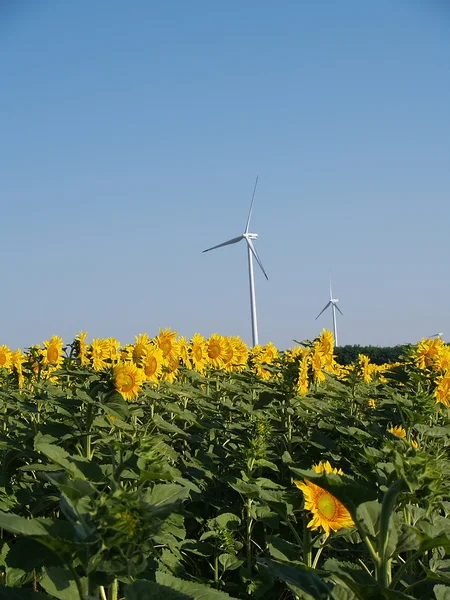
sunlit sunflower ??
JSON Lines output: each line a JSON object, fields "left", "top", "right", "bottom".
{"left": 177, "top": 336, "right": 189, "bottom": 365}
{"left": 0, "top": 345, "right": 13, "bottom": 371}
{"left": 113, "top": 362, "right": 145, "bottom": 401}
{"left": 141, "top": 344, "right": 164, "bottom": 383}
{"left": 120, "top": 344, "right": 133, "bottom": 362}
{"left": 315, "top": 329, "right": 334, "bottom": 364}
{"left": 231, "top": 336, "right": 248, "bottom": 371}
{"left": 297, "top": 349, "right": 310, "bottom": 396}
{"left": 434, "top": 346, "right": 450, "bottom": 373}
{"left": 221, "top": 337, "right": 236, "bottom": 372}
{"left": 90, "top": 338, "right": 109, "bottom": 371}
{"left": 357, "top": 354, "right": 372, "bottom": 384}
{"left": 367, "top": 398, "right": 376, "bottom": 409}
{"left": 206, "top": 334, "right": 227, "bottom": 369}
{"left": 388, "top": 425, "right": 407, "bottom": 439}
{"left": 312, "top": 461, "right": 343, "bottom": 475}
{"left": 294, "top": 478, "right": 354, "bottom": 537}
{"left": 12, "top": 349, "right": 25, "bottom": 387}
{"left": 155, "top": 328, "right": 179, "bottom": 362}
{"left": 105, "top": 338, "right": 120, "bottom": 362}
{"left": 414, "top": 338, "right": 444, "bottom": 370}
{"left": 310, "top": 347, "right": 326, "bottom": 383}
{"left": 162, "top": 356, "right": 181, "bottom": 383}
{"left": 435, "top": 374, "right": 450, "bottom": 407}
{"left": 75, "top": 331, "right": 89, "bottom": 366}
{"left": 132, "top": 333, "right": 150, "bottom": 365}
{"left": 188, "top": 333, "right": 207, "bottom": 373}
{"left": 42, "top": 336, "right": 63, "bottom": 367}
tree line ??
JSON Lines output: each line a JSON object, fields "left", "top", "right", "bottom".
{"left": 334, "top": 344, "right": 410, "bottom": 365}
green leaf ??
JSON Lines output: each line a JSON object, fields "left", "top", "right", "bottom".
{"left": 124, "top": 580, "right": 189, "bottom": 600}
{"left": 257, "top": 557, "right": 331, "bottom": 599}
{"left": 40, "top": 566, "right": 86, "bottom": 600}
{"left": 0, "top": 511, "right": 74, "bottom": 540}
{"left": 434, "top": 585, "right": 450, "bottom": 600}
{"left": 155, "top": 572, "right": 238, "bottom": 598}
{"left": 219, "top": 553, "right": 243, "bottom": 571}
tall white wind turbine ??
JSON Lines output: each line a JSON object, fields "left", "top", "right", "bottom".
{"left": 202, "top": 177, "right": 268, "bottom": 347}
{"left": 315, "top": 280, "right": 343, "bottom": 346}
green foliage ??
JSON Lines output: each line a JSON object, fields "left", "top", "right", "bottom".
{"left": 0, "top": 350, "right": 450, "bottom": 599}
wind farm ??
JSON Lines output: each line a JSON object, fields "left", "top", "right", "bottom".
{"left": 315, "top": 280, "right": 343, "bottom": 347}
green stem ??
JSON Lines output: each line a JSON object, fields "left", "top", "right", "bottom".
{"left": 108, "top": 579, "right": 118, "bottom": 600}
{"left": 312, "top": 544, "right": 325, "bottom": 569}
{"left": 303, "top": 520, "right": 312, "bottom": 567}
{"left": 378, "top": 479, "right": 406, "bottom": 587}
{"left": 391, "top": 550, "right": 422, "bottom": 589}
{"left": 246, "top": 498, "right": 253, "bottom": 572}
{"left": 99, "top": 586, "right": 107, "bottom": 600}
{"left": 214, "top": 554, "right": 219, "bottom": 585}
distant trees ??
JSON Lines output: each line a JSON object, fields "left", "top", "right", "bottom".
{"left": 334, "top": 345, "right": 409, "bottom": 365}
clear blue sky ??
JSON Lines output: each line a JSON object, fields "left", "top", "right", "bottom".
{"left": 1, "top": 0, "right": 450, "bottom": 349}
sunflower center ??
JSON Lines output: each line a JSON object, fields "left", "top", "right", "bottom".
{"left": 317, "top": 492, "right": 337, "bottom": 519}
{"left": 209, "top": 344, "right": 220, "bottom": 359}
{"left": 133, "top": 344, "right": 145, "bottom": 361}
{"left": 145, "top": 357, "right": 157, "bottom": 376}
{"left": 47, "top": 347, "right": 59, "bottom": 363}
{"left": 194, "top": 347, "right": 203, "bottom": 361}
{"left": 160, "top": 341, "right": 171, "bottom": 357}
{"left": 118, "top": 373, "right": 134, "bottom": 392}
{"left": 0, "top": 353, "right": 6, "bottom": 366}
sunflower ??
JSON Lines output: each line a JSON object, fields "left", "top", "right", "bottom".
{"left": 12, "top": 349, "right": 25, "bottom": 387}
{"left": 231, "top": 336, "right": 248, "bottom": 371}
{"left": 367, "top": 398, "right": 376, "bottom": 409}
{"left": 0, "top": 345, "right": 13, "bottom": 371}
{"left": 105, "top": 338, "right": 120, "bottom": 362}
{"left": 132, "top": 333, "right": 150, "bottom": 365}
{"left": 155, "top": 328, "right": 179, "bottom": 362}
{"left": 435, "top": 374, "right": 450, "bottom": 407}
{"left": 206, "top": 334, "right": 227, "bottom": 369}
{"left": 90, "top": 338, "right": 109, "bottom": 371}
{"left": 113, "top": 362, "right": 145, "bottom": 401}
{"left": 314, "top": 330, "right": 334, "bottom": 369}
{"left": 297, "top": 349, "right": 310, "bottom": 396}
{"left": 310, "top": 347, "right": 326, "bottom": 383}
{"left": 75, "top": 331, "right": 89, "bottom": 366}
{"left": 188, "top": 333, "right": 207, "bottom": 373}
{"left": 388, "top": 425, "right": 407, "bottom": 439}
{"left": 434, "top": 346, "right": 450, "bottom": 373}
{"left": 357, "top": 354, "right": 372, "bottom": 384}
{"left": 294, "top": 478, "right": 354, "bottom": 537}
{"left": 141, "top": 344, "right": 164, "bottom": 383}
{"left": 312, "top": 461, "right": 343, "bottom": 475}
{"left": 177, "top": 336, "right": 189, "bottom": 365}
{"left": 42, "top": 336, "right": 63, "bottom": 367}
{"left": 162, "top": 356, "right": 181, "bottom": 383}
{"left": 414, "top": 338, "right": 444, "bottom": 370}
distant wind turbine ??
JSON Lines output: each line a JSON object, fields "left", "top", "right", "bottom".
{"left": 430, "top": 332, "right": 444, "bottom": 339}
{"left": 203, "top": 177, "right": 268, "bottom": 346}
{"left": 315, "top": 279, "right": 343, "bottom": 346}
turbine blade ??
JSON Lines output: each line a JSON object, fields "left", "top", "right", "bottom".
{"left": 203, "top": 235, "right": 244, "bottom": 253}
{"left": 335, "top": 304, "right": 343, "bottom": 316}
{"left": 246, "top": 237, "right": 268, "bottom": 280}
{"left": 245, "top": 176, "right": 259, "bottom": 234}
{"left": 315, "top": 301, "right": 331, "bottom": 320}
{"left": 329, "top": 277, "right": 333, "bottom": 300}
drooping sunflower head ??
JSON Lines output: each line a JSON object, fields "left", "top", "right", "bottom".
{"left": 11, "top": 349, "right": 25, "bottom": 388}
{"left": 310, "top": 347, "right": 326, "bottom": 383}
{"left": 315, "top": 329, "right": 334, "bottom": 362}
{"left": 357, "top": 354, "right": 372, "bottom": 384}
{"left": 105, "top": 338, "right": 120, "bottom": 362}
{"left": 113, "top": 361, "right": 145, "bottom": 401}
{"left": 414, "top": 338, "right": 444, "bottom": 370}
{"left": 42, "top": 336, "right": 63, "bottom": 367}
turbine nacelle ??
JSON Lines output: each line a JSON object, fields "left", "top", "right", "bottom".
{"left": 244, "top": 232, "right": 258, "bottom": 240}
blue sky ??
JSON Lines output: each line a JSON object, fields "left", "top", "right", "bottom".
{"left": 1, "top": 1, "right": 449, "bottom": 349}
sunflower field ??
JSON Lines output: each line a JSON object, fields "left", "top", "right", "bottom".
{"left": 1, "top": 330, "right": 450, "bottom": 600}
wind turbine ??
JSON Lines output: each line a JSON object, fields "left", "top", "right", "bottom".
{"left": 202, "top": 177, "right": 268, "bottom": 347}
{"left": 315, "top": 280, "right": 343, "bottom": 346}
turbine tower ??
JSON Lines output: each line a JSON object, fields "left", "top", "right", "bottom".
{"left": 315, "top": 279, "right": 343, "bottom": 346}
{"left": 203, "top": 177, "right": 268, "bottom": 346}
